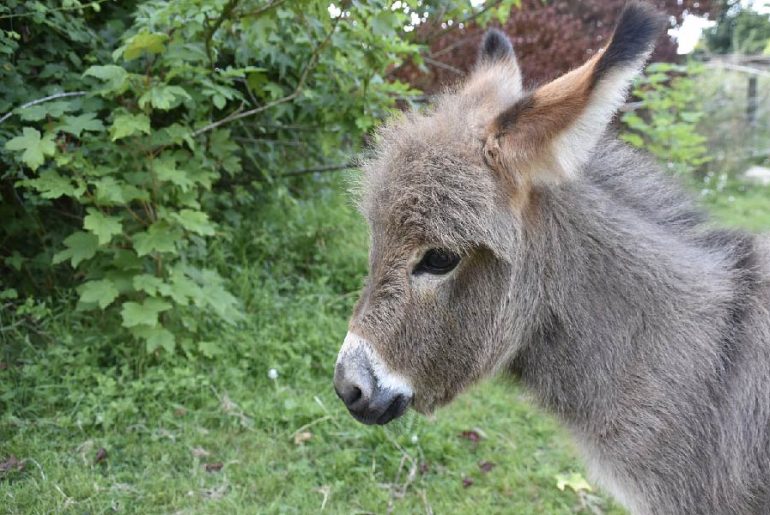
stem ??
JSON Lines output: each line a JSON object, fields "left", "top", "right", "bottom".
{"left": 204, "top": 0, "right": 240, "bottom": 69}
{"left": 282, "top": 162, "right": 356, "bottom": 177}
{"left": 0, "top": 91, "right": 87, "bottom": 125}
{"left": 193, "top": 0, "right": 348, "bottom": 137}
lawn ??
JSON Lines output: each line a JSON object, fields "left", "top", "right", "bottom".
{"left": 2, "top": 178, "right": 768, "bottom": 515}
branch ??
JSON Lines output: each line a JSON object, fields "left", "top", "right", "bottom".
{"left": 282, "top": 162, "right": 356, "bottom": 177}
{"left": 0, "top": 0, "right": 111, "bottom": 20}
{"left": 204, "top": 0, "right": 240, "bottom": 68}
{"left": 386, "top": 0, "right": 504, "bottom": 80}
{"left": 423, "top": 56, "right": 464, "bottom": 76}
{"left": 238, "top": 0, "right": 289, "bottom": 18}
{"left": 193, "top": 2, "right": 347, "bottom": 138}
{"left": 0, "top": 91, "right": 87, "bottom": 125}
{"left": 430, "top": 32, "right": 479, "bottom": 58}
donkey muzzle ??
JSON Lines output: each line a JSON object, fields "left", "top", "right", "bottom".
{"left": 334, "top": 332, "right": 414, "bottom": 425}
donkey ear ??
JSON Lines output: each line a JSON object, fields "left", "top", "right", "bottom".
{"left": 476, "top": 28, "right": 522, "bottom": 93}
{"left": 483, "top": 1, "right": 666, "bottom": 186}
{"left": 479, "top": 28, "right": 514, "bottom": 64}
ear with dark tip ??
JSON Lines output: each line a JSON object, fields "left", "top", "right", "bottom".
{"left": 478, "top": 28, "right": 515, "bottom": 64}
{"left": 593, "top": 1, "right": 669, "bottom": 83}
{"left": 483, "top": 1, "right": 666, "bottom": 185}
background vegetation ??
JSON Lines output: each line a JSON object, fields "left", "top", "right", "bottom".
{"left": 2, "top": 1, "right": 769, "bottom": 513}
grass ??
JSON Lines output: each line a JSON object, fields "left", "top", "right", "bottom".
{"left": 2, "top": 178, "right": 769, "bottom": 515}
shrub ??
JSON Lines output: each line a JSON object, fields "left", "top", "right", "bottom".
{"left": 0, "top": 0, "right": 423, "bottom": 356}
{"left": 621, "top": 62, "right": 710, "bottom": 179}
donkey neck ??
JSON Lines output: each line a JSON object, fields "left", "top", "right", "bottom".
{"left": 509, "top": 163, "right": 741, "bottom": 432}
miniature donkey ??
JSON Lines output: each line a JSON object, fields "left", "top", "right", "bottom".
{"left": 333, "top": 2, "right": 770, "bottom": 513}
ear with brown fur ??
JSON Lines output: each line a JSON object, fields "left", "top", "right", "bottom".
{"left": 483, "top": 1, "right": 667, "bottom": 189}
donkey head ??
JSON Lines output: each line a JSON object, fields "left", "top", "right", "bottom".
{"left": 334, "top": 2, "right": 666, "bottom": 425}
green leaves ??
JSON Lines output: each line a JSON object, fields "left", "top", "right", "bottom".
{"left": 2, "top": 0, "right": 426, "bottom": 358}
{"left": 21, "top": 170, "right": 83, "bottom": 199}
{"left": 18, "top": 100, "right": 77, "bottom": 122}
{"left": 138, "top": 85, "right": 191, "bottom": 110}
{"left": 78, "top": 279, "right": 120, "bottom": 309}
{"left": 622, "top": 62, "right": 710, "bottom": 178}
{"left": 5, "top": 128, "right": 56, "bottom": 171}
{"left": 133, "top": 222, "right": 180, "bottom": 256}
{"left": 83, "top": 209, "right": 123, "bottom": 245}
{"left": 121, "top": 298, "right": 171, "bottom": 327}
{"left": 57, "top": 113, "right": 105, "bottom": 138}
{"left": 370, "top": 11, "right": 399, "bottom": 37}
{"left": 555, "top": 472, "right": 593, "bottom": 493}
{"left": 83, "top": 65, "right": 129, "bottom": 95}
{"left": 53, "top": 231, "right": 99, "bottom": 267}
{"left": 121, "top": 31, "right": 168, "bottom": 61}
{"left": 110, "top": 112, "right": 151, "bottom": 141}
{"left": 172, "top": 209, "right": 216, "bottom": 236}
{"left": 133, "top": 325, "right": 176, "bottom": 353}
{"left": 153, "top": 153, "right": 194, "bottom": 191}
{"left": 122, "top": 298, "right": 176, "bottom": 352}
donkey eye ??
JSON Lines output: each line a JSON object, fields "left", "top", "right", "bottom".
{"left": 414, "top": 249, "right": 461, "bottom": 275}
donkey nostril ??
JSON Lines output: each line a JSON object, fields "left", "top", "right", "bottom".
{"left": 337, "top": 384, "right": 364, "bottom": 408}
{"left": 349, "top": 386, "right": 362, "bottom": 404}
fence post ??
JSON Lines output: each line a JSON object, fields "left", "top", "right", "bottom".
{"left": 747, "top": 75, "right": 758, "bottom": 126}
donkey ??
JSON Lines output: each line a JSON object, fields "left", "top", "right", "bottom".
{"left": 333, "top": 2, "right": 770, "bottom": 513}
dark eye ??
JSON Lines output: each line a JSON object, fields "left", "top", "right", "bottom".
{"left": 414, "top": 249, "right": 461, "bottom": 275}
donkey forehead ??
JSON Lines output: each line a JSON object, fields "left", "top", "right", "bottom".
{"left": 360, "top": 140, "right": 503, "bottom": 249}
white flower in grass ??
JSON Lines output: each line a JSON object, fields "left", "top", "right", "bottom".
{"left": 268, "top": 368, "right": 279, "bottom": 380}
{"left": 411, "top": 434, "right": 419, "bottom": 444}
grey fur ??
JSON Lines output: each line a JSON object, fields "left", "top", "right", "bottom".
{"left": 337, "top": 5, "right": 770, "bottom": 514}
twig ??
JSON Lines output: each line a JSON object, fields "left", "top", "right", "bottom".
{"left": 288, "top": 415, "right": 333, "bottom": 440}
{"left": 430, "top": 32, "right": 479, "bottom": 58}
{"left": 0, "top": 0, "right": 111, "bottom": 20}
{"left": 387, "top": 0, "right": 505, "bottom": 80}
{"left": 204, "top": 0, "right": 240, "bottom": 68}
{"left": 238, "top": 0, "right": 289, "bottom": 18}
{"left": 423, "top": 56, "right": 464, "bottom": 76}
{"left": 282, "top": 162, "right": 356, "bottom": 176}
{"left": 193, "top": 1, "right": 348, "bottom": 137}
{"left": 0, "top": 91, "right": 87, "bottom": 125}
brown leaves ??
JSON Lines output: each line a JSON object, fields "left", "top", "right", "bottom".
{"left": 203, "top": 462, "right": 224, "bottom": 473}
{"left": 459, "top": 430, "right": 481, "bottom": 443}
{"left": 478, "top": 461, "right": 496, "bottom": 473}
{"left": 94, "top": 447, "right": 108, "bottom": 464}
{"left": 0, "top": 455, "right": 25, "bottom": 477}
{"left": 293, "top": 431, "right": 313, "bottom": 446}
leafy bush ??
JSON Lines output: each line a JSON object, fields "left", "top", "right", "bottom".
{"left": 0, "top": 0, "right": 423, "bottom": 355}
{"left": 621, "top": 62, "right": 710, "bottom": 179}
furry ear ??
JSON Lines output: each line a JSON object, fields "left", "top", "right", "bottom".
{"left": 483, "top": 1, "right": 666, "bottom": 189}
{"left": 469, "top": 28, "right": 523, "bottom": 105}
{"left": 479, "top": 28, "right": 514, "bottom": 64}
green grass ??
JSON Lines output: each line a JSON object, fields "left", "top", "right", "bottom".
{"left": 2, "top": 180, "right": 769, "bottom": 514}
{"left": 706, "top": 184, "right": 770, "bottom": 231}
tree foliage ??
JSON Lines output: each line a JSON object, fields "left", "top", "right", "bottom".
{"left": 0, "top": 0, "right": 512, "bottom": 356}
{"left": 394, "top": 0, "right": 717, "bottom": 92}
{"left": 621, "top": 62, "right": 710, "bottom": 178}
{"left": 704, "top": 2, "right": 770, "bottom": 54}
